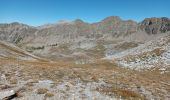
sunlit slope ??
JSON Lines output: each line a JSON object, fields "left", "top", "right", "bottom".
{"left": 0, "top": 41, "right": 47, "bottom": 61}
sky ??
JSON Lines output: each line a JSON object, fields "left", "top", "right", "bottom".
{"left": 0, "top": 0, "right": 170, "bottom": 26}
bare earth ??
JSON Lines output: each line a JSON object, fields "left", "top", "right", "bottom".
{"left": 0, "top": 57, "right": 169, "bottom": 100}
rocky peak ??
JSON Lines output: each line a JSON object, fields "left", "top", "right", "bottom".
{"left": 95, "top": 16, "right": 138, "bottom": 35}
{"left": 140, "top": 17, "right": 170, "bottom": 34}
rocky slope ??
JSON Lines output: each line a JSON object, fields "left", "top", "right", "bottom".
{"left": 0, "top": 40, "right": 46, "bottom": 61}
{"left": 106, "top": 32, "right": 170, "bottom": 70}
{"left": 1, "top": 17, "right": 169, "bottom": 61}
{"left": 0, "top": 22, "right": 37, "bottom": 43}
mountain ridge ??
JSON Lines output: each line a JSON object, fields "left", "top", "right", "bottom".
{"left": 0, "top": 16, "right": 169, "bottom": 60}
{"left": 1, "top": 16, "right": 169, "bottom": 27}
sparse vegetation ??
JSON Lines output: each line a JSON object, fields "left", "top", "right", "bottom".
{"left": 115, "top": 42, "right": 138, "bottom": 50}
{"left": 31, "top": 46, "right": 45, "bottom": 50}
{"left": 49, "top": 43, "right": 58, "bottom": 47}
{"left": 124, "top": 48, "right": 165, "bottom": 62}
{"left": 37, "top": 88, "right": 48, "bottom": 94}
{"left": 0, "top": 85, "right": 12, "bottom": 90}
{"left": 25, "top": 82, "right": 34, "bottom": 87}
{"left": 0, "top": 57, "right": 169, "bottom": 99}
{"left": 97, "top": 86, "right": 144, "bottom": 100}
{"left": 10, "top": 79, "right": 17, "bottom": 84}
{"left": 26, "top": 46, "right": 45, "bottom": 52}
{"left": 15, "top": 37, "right": 23, "bottom": 44}
{"left": 45, "top": 92, "right": 54, "bottom": 97}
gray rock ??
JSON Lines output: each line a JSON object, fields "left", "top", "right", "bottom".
{"left": 0, "top": 90, "right": 15, "bottom": 99}
{"left": 140, "top": 17, "right": 170, "bottom": 34}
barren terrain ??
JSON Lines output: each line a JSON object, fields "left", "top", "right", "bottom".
{"left": 0, "top": 16, "right": 170, "bottom": 100}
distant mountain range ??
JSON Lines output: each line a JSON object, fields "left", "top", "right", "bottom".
{"left": 0, "top": 16, "right": 169, "bottom": 43}
{"left": 0, "top": 16, "right": 169, "bottom": 60}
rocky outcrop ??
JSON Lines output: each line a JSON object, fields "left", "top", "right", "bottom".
{"left": 0, "top": 22, "right": 37, "bottom": 43}
{"left": 0, "top": 90, "right": 17, "bottom": 100}
{"left": 140, "top": 17, "right": 170, "bottom": 34}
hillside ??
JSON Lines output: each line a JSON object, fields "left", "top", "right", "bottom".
{"left": 0, "top": 41, "right": 46, "bottom": 61}
{"left": 106, "top": 32, "right": 170, "bottom": 70}
{"left": 1, "top": 17, "right": 169, "bottom": 61}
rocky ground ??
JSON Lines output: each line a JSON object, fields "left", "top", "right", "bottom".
{"left": 0, "top": 35, "right": 169, "bottom": 100}
{"left": 0, "top": 57, "right": 170, "bottom": 100}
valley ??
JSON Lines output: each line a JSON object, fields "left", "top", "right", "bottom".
{"left": 0, "top": 16, "right": 170, "bottom": 100}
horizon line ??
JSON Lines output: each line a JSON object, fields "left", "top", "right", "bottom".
{"left": 0, "top": 16, "right": 169, "bottom": 27}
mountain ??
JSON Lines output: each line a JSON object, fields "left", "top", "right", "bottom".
{"left": 0, "top": 16, "right": 169, "bottom": 60}
{"left": 0, "top": 16, "right": 170, "bottom": 99}
{"left": 0, "top": 22, "right": 37, "bottom": 43}
{"left": 140, "top": 17, "right": 170, "bottom": 34}
{"left": 94, "top": 16, "right": 138, "bottom": 36}
{"left": 0, "top": 17, "right": 169, "bottom": 43}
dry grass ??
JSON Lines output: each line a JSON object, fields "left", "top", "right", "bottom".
{"left": 37, "top": 88, "right": 48, "bottom": 94}
{"left": 0, "top": 85, "right": 12, "bottom": 90}
{"left": 10, "top": 79, "right": 17, "bottom": 84}
{"left": 0, "top": 57, "right": 169, "bottom": 99}
{"left": 124, "top": 48, "right": 165, "bottom": 62}
{"left": 25, "top": 82, "right": 34, "bottom": 87}
{"left": 84, "top": 43, "right": 106, "bottom": 58}
{"left": 45, "top": 92, "right": 54, "bottom": 97}
{"left": 115, "top": 42, "right": 138, "bottom": 50}
{"left": 114, "top": 89, "right": 144, "bottom": 100}
{"left": 97, "top": 86, "right": 144, "bottom": 100}
{"left": 152, "top": 48, "right": 165, "bottom": 56}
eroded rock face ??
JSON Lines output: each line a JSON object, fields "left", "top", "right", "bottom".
{"left": 140, "top": 17, "right": 170, "bottom": 34}
{"left": 0, "top": 22, "right": 37, "bottom": 43}
{"left": 93, "top": 16, "right": 138, "bottom": 36}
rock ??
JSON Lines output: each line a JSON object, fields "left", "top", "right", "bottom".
{"left": 0, "top": 90, "right": 17, "bottom": 100}
{"left": 140, "top": 17, "right": 170, "bottom": 34}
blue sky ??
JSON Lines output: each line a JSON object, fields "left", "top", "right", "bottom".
{"left": 0, "top": 0, "right": 170, "bottom": 26}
